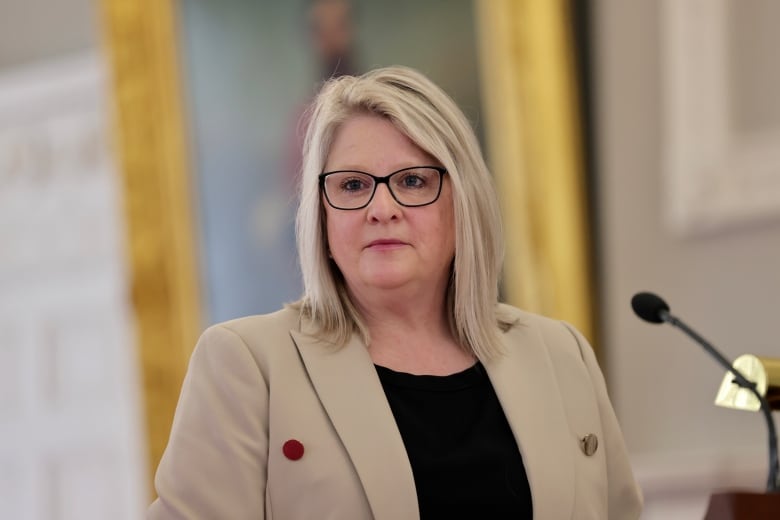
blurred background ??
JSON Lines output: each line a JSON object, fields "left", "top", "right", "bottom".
{"left": 1, "top": 0, "right": 780, "bottom": 518}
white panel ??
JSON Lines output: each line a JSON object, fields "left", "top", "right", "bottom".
{"left": 0, "top": 110, "right": 117, "bottom": 276}
{"left": 39, "top": 312, "right": 117, "bottom": 410}
{"left": 0, "top": 323, "right": 23, "bottom": 419}
{"left": 663, "top": 0, "right": 780, "bottom": 235}
{"left": 0, "top": 53, "right": 147, "bottom": 520}
{"left": 47, "top": 448, "right": 125, "bottom": 520}
{"left": 0, "top": 459, "right": 23, "bottom": 520}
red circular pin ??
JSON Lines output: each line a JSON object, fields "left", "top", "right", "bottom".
{"left": 282, "top": 439, "right": 304, "bottom": 461}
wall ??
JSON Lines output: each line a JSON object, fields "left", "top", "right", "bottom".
{"left": 0, "top": 0, "right": 96, "bottom": 67}
{"left": 594, "top": 0, "right": 780, "bottom": 517}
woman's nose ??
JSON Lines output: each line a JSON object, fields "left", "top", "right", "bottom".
{"left": 366, "top": 184, "right": 401, "bottom": 221}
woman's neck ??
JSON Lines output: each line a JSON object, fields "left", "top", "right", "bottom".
{"left": 353, "top": 291, "right": 475, "bottom": 375}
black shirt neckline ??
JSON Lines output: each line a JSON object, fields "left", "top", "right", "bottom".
{"left": 374, "top": 362, "right": 486, "bottom": 391}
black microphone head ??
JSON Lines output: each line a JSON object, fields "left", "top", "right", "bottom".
{"left": 631, "top": 292, "right": 670, "bottom": 324}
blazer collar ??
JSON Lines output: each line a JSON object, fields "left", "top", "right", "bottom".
{"left": 483, "top": 320, "right": 576, "bottom": 519}
{"left": 289, "top": 325, "right": 420, "bottom": 520}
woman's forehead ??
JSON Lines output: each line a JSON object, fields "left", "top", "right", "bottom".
{"left": 324, "top": 114, "right": 438, "bottom": 172}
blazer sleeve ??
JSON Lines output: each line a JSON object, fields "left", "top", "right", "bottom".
{"left": 147, "top": 325, "right": 269, "bottom": 520}
{"left": 564, "top": 323, "right": 644, "bottom": 519}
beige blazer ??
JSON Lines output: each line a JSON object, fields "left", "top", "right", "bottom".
{"left": 148, "top": 304, "right": 642, "bottom": 519}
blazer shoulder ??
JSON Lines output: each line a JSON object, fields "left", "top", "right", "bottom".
{"left": 216, "top": 306, "right": 302, "bottom": 337}
{"left": 497, "top": 303, "right": 589, "bottom": 361}
{"left": 194, "top": 306, "right": 303, "bottom": 367}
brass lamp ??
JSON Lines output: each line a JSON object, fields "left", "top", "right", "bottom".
{"left": 715, "top": 355, "right": 780, "bottom": 412}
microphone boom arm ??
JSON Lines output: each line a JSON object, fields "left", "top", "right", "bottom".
{"left": 661, "top": 310, "right": 780, "bottom": 493}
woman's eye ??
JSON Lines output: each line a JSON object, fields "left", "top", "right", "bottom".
{"left": 338, "top": 178, "right": 367, "bottom": 192}
{"left": 402, "top": 175, "right": 424, "bottom": 188}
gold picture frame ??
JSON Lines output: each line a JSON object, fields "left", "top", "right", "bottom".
{"left": 100, "top": 0, "right": 594, "bottom": 495}
{"left": 99, "top": 0, "right": 202, "bottom": 494}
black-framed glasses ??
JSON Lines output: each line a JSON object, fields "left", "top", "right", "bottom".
{"left": 319, "top": 166, "right": 446, "bottom": 210}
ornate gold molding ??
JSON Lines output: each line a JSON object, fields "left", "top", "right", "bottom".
{"left": 476, "top": 0, "right": 596, "bottom": 345}
{"left": 99, "top": 0, "right": 202, "bottom": 495}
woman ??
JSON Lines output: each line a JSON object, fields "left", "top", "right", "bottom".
{"left": 149, "top": 66, "right": 643, "bottom": 519}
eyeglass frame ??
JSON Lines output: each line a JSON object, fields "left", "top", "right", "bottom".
{"left": 318, "top": 166, "right": 447, "bottom": 210}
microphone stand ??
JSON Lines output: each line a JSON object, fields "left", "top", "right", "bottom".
{"left": 661, "top": 310, "right": 780, "bottom": 493}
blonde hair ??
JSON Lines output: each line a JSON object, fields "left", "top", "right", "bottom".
{"left": 293, "top": 65, "right": 512, "bottom": 360}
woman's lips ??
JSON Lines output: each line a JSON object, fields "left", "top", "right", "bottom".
{"left": 366, "top": 239, "right": 407, "bottom": 250}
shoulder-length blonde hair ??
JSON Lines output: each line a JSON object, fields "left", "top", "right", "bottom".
{"left": 293, "top": 65, "right": 511, "bottom": 360}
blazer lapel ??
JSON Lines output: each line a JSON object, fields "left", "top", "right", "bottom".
{"left": 289, "top": 327, "right": 420, "bottom": 520}
{"left": 483, "top": 322, "right": 576, "bottom": 519}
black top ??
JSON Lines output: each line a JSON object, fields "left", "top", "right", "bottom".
{"left": 375, "top": 362, "right": 533, "bottom": 519}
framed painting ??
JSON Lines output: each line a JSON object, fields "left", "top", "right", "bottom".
{"left": 100, "top": 0, "right": 591, "bottom": 492}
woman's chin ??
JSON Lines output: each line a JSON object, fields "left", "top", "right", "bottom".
{"left": 364, "top": 276, "right": 410, "bottom": 291}
{"left": 358, "top": 267, "right": 415, "bottom": 291}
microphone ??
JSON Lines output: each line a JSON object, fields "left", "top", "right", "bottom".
{"left": 631, "top": 291, "right": 779, "bottom": 493}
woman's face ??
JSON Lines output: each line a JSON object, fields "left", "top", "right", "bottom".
{"left": 323, "top": 113, "right": 456, "bottom": 300}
